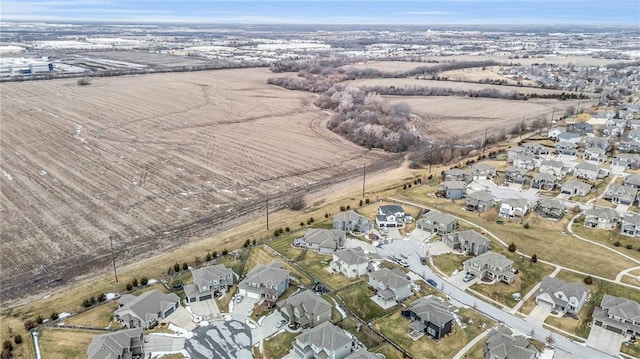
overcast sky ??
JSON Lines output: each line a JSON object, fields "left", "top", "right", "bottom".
{"left": 2, "top": 0, "right": 639, "bottom": 25}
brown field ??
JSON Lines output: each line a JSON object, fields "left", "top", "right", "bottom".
{"left": 0, "top": 67, "right": 394, "bottom": 303}
{"left": 340, "top": 61, "right": 436, "bottom": 72}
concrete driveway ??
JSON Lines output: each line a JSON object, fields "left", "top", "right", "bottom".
{"left": 190, "top": 299, "right": 220, "bottom": 320}
{"left": 144, "top": 334, "right": 186, "bottom": 353}
{"left": 231, "top": 297, "right": 259, "bottom": 320}
{"left": 387, "top": 227, "right": 402, "bottom": 240}
{"left": 586, "top": 325, "right": 625, "bottom": 357}
{"left": 162, "top": 306, "right": 196, "bottom": 331}
{"left": 252, "top": 310, "right": 287, "bottom": 344}
{"left": 527, "top": 303, "right": 552, "bottom": 325}
{"left": 406, "top": 228, "right": 432, "bottom": 243}
{"left": 425, "top": 240, "right": 451, "bottom": 257}
{"left": 449, "top": 269, "right": 478, "bottom": 290}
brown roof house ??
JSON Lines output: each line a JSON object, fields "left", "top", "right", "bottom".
{"left": 87, "top": 328, "right": 144, "bottom": 359}
{"left": 443, "top": 230, "right": 490, "bottom": 256}
{"left": 535, "top": 277, "right": 588, "bottom": 315}
{"left": 115, "top": 290, "right": 180, "bottom": 329}
{"left": 184, "top": 264, "right": 235, "bottom": 303}
{"left": 238, "top": 261, "right": 290, "bottom": 301}
{"left": 463, "top": 252, "right": 516, "bottom": 285}
{"left": 278, "top": 289, "right": 332, "bottom": 329}
{"left": 593, "top": 294, "right": 640, "bottom": 336}
{"left": 292, "top": 322, "right": 353, "bottom": 359}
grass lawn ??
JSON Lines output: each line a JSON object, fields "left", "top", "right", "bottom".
{"left": 296, "top": 250, "right": 361, "bottom": 291}
{"left": 372, "top": 343, "right": 405, "bottom": 359}
{"left": 0, "top": 315, "right": 36, "bottom": 359}
{"left": 337, "top": 282, "right": 390, "bottom": 322}
{"left": 65, "top": 301, "right": 121, "bottom": 328}
{"left": 544, "top": 304, "right": 590, "bottom": 335}
{"left": 464, "top": 337, "right": 488, "bottom": 359}
{"left": 38, "top": 328, "right": 95, "bottom": 359}
{"left": 373, "top": 308, "right": 493, "bottom": 359}
{"left": 338, "top": 316, "right": 384, "bottom": 348}
{"left": 620, "top": 275, "right": 640, "bottom": 287}
{"left": 571, "top": 222, "right": 640, "bottom": 262}
{"left": 267, "top": 232, "right": 302, "bottom": 260}
{"left": 433, "top": 253, "right": 469, "bottom": 277}
{"left": 621, "top": 342, "right": 640, "bottom": 358}
{"left": 518, "top": 295, "right": 538, "bottom": 316}
{"left": 395, "top": 190, "right": 635, "bottom": 280}
{"left": 263, "top": 330, "right": 297, "bottom": 359}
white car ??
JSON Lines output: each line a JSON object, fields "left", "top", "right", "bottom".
{"left": 397, "top": 259, "right": 410, "bottom": 268}
{"left": 463, "top": 273, "right": 476, "bottom": 282}
{"left": 235, "top": 295, "right": 244, "bottom": 303}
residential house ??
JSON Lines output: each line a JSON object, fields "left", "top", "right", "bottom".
{"left": 416, "top": 211, "right": 457, "bottom": 235}
{"left": 585, "top": 136, "right": 610, "bottom": 150}
{"left": 625, "top": 174, "right": 640, "bottom": 188}
{"left": 507, "top": 146, "right": 526, "bottom": 163}
{"left": 605, "top": 116, "right": 626, "bottom": 128}
{"left": 443, "top": 230, "right": 490, "bottom": 256}
{"left": 115, "top": 290, "right": 180, "bottom": 329}
{"left": 574, "top": 162, "right": 605, "bottom": 181}
{"left": 555, "top": 141, "right": 578, "bottom": 156}
{"left": 333, "top": 210, "right": 373, "bottom": 233}
{"left": 547, "top": 127, "right": 567, "bottom": 140}
{"left": 484, "top": 326, "right": 538, "bottom": 359}
{"left": 368, "top": 268, "right": 413, "bottom": 306}
{"left": 303, "top": 228, "right": 346, "bottom": 254}
{"left": 278, "top": 290, "right": 332, "bottom": 329}
{"left": 613, "top": 153, "right": 640, "bottom": 169}
{"left": 630, "top": 120, "right": 640, "bottom": 130}
{"left": 603, "top": 125, "right": 624, "bottom": 138}
{"left": 584, "top": 208, "right": 619, "bottom": 230}
{"left": 536, "top": 198, "right": 565, "bottom": 219}
{"left": 471, "top": 162, "right": 497, "bottom": 179}
{"left": 531, "top": 173, "right": 557, "bottom": 190}
{"left": 556, "top": 131, "right": 582, "bottom": 144}
{"left": 603, "top": 184, "right": 638, "bottom": 205}
{"left": 621, "top": 215, "right": 640, "bottom": 237}
{"left": 345, "top": 349, "right": 380, "bottom": 359}
{"left": 512, "top": 154, "right": 537, "bottom": 170}
{"left": 444, "top": 168, "right": 473, "bottom": 184}
{"left": 439, "top": 181, "right": 466, "bottom": 200}
{"left": 569, "top": 122, "right": 594, "bottom": 134}
{"left": 184, "top": 264, "right": 235, "bottom": 303}
{"left": 523, "top": 142, "right": 550, "bottom": 156}
{"left": 292, "top": 322, "right": 353, "bottom": 359}
{"left": 332, "top": 247, "right": 371, "bottom": 278}
{"left": 505, "top": 166, "right": 528, "bottom": 185}
{"left": 463, "top": 252, "right": 516, "bottom": 284}
{"left": 87, "top": 328, "right": 144, "bottom": 359}
{"left": 618, "top": 141, "right": 640, "bottom": 153}
{"left": 583, "top": 147, "right": 608, "bottom": 163}
{"left": 403, "top": 295, "right": 455, "bottom": 340}
{"left": 499, "top": 198, "right": 529, "bottom": 219}
{"left": 238, "top": 262, "right": 290, "bottom": 301}
{"left": 561, "top": 181, "right": 592, "bottom": 197}
{"left": 376, "top": 205, "right": 406, "bottom": 228}
{"left": 593, "top": 294, "right": 640, "bottom": 337}
{"left": 627, "top": 129, "right": 640, "bottom": 142}
{"left": 539, "top": 160, "right": 567, "bottom": 178}
{"left": 465, "top": 190, "right": 494, "bottom": 212}
{"left": 535, "top": 277, "right": 589, "bottom": 315}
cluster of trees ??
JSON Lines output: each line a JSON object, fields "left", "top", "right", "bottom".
{"left": 266, "top": 75, "right": 333, "bottom": 93}
{"left": 82, "top": 292, "right": 108, "bottom": 308}
{"left": 359, "top": 85, "right": 527, "bottom": 100}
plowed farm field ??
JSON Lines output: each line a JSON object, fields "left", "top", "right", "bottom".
{"left": 0, "top": 68, "right": 392, "bottom": 301}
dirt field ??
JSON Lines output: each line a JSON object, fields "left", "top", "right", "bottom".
{"left": 0, "top": 68, "right": 394, "bottom": 302}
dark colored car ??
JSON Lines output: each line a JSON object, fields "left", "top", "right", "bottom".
{"left": 426, "top": 279, "right": 437, "bottom": 287}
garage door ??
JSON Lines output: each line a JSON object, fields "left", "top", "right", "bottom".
{"left": 606, "top": 325, "right": 624, "bottom": 334}
{"left": 199, "top": 294, "right": 213, "bottom": 301}
{"left": 164, "top": 306, "right": 175, "bottom": 317}
{"left": 536, "top": 299, "right": 554, "bottom": 311}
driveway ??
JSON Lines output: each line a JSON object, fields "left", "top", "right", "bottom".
{"left": 190, "top": 299, "right": 220, "bottom": 320}
{"left": 231, "top": 297, "right": 259, "bottom": 321}
{"left": 185, "top": 320, "right": 252, "bottom": 359}
{"left": 449, "top": 269, "right": 478, "bottom": 290}
{"left": 405, "top": 228, "right": 432, "bottom": 243}
{"left": 387, "top": 227, "right": 402, "bottom": 240}
{"left": 425, "top": 240, "right": 451, "bottom": 257}
{"left": 162, "top": 306, "right": 196, "bottom": 331}
{"left": 144, "top": 334, "right": 186, "bottom": 353}
{"left": 586, "top": 325, "right": 625, "bottom": 357}
{"left": 343, "top": 238, "right": 376, "bottom": 253}
{"left": 252, "top": 310, "right": 287, "bottom": 344}
{"left": 527, "top": 303, "right": 552, "bottom": 325}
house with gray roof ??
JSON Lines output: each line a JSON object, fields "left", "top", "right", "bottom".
{"left": 627, "top": 129, "right": 640, "bottom": 142}
{"left": 443, "top": 230, "right": 490, "bottom": 256}
{"left": 292, "top": 321, "right": 353, "bottom": 359}
{"left": 556, "top": 131, "right": 582, "bottom": 144}
{"left": 539, "top": 160, "right": 567, "bottom": 178}
{"left": 87, "top": 328, "right": 144, "bottom": 359}
{"left": 603, "top": 184, "right": 638, "bottom": 205}
{"left": 444, "top": 168, "right": 473, "bottom": 184}
{"left": 569, "top": 122, "right": 594, "bottom": 134}
{"left": 465, "top": 190, "right": 494, "bottom": 212}
{"left": 278, "top": 290, "right": 332, "bottom": 329}
{"left": 547, "top": 127, "right": 567, "bottom": 140}
{"left": 585, "top": 136, "right": 610, "bottom": 150}
{"left": 613, "top": 153, "right": 640, "bottom": 169}
{"left": 463, "top": 252, "right": 516, "bottom": 284}
{"left": 368, "top": 268, "right": 412, "bottom": 306}
{"left": 505, "top": 166, "right": 528, "bottom": 185}
{"left": 332, "top": 247, "right": 373, "bottom": 278}
{"left": 621, "top": 215, "right": 640, "bottom": 237}
{"left": 512, "top": 154, "right": 537, "bottom": 170}
{"left": 484, "top": 325, "right": 538, "bottom": 359}
{"left": 303, "top": 228, "right": 346, "bottom": 254}
{"left": 345, "top": 349, "right": 381, "bottom": 359}
{"left": 535, "top": 277, "right": 588, "bottom": 315}
{"left": 439, "top": 180, "right": 466, "bottom": 200}
{"left": 471, "top": 162, "right": 497, "bottom": 179}
{"left": 238, "top": 262, "right": 290, "bottom": 301}
{"left": 376, "top": 205, "right": 406, "bottom": 228}
{"left": 115, "top": 290, "right": 180, "bottom": 329}
{"left": 531, "top": 173, "right": 557, "bottom": 190}
{"left": 184, "top": 264, "right": 235, "bottom": 303}
{"left": 584, "top": 208, "right": 620, "bottom": 230}
{"left": 416, "top": 210, "right": 457, "bottom": 235}
{"left": 523, "top": 142, "right": 550, "bottom": 156}
{"left": 583, "top": 147, "right": 607, "bottom": 163}
{"left": 561, "top": 181, "right": 591, "bottom": 197}
{"left": 333, "top": 210, "right": 373, "bottom": 233}
{"left": 555, "top": 141, "right": 578, "bottom": 156}
{"left": 574, "top": 162, "right": 607, "bottom": 182}
{"left": 624, "top": 174, "right": 640, "bottom": 189}
{"left": 499, "top": 198, "right": 529, "bottom": 219}
{"left": 593, "top": 294, "right": 640, "bottom": 337}
{"left": 507, "top": 146, "right": 526, "bottom": 163}
{"left": 536, "top": 198, "right": 565, "bottom": 220}
{"left": 618, "top": 141, "right": 640, "bottom": 153}
{"left": 403, "top": 295, "right": 455, "bottom": 340}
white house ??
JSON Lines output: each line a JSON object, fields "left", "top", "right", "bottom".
{"left": 535, "top": 277, "right": 588, "bottom": 315}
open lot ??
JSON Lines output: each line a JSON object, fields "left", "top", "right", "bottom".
{"left": 37, "top": 328, "right": 96, "bottom": 359}
{"left": 0, "top": 67, "right": 390, "bottom": 302}
{"left": 65, "top": 301, "right": 120, "bottom": 328}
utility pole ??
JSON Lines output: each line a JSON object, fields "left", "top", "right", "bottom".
{"left": 109, "top": 233, "right": 118, "bottom": 283}
{"left": 362, "top": 165, "right": 366, "bottom": 197}
{"left": 519, "top": 116, "right": 525, "bottom": 139}
{"left": 576, "top": 99, "right": 582, "bottom": 114}
{"left": 482, "top": 129, "right": 488, "bottom": 154}
{"left": 429, "top": 146, "right": 433, "bottom": 174}
{"left": 266, "top": 192, "right": 269, "bottom": 230}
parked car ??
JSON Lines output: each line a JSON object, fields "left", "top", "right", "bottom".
{"left": 397, "top": 259, "right": 410, "bottom": 268}
{"left": 276, "top": 319, "right": 287, "bottom": 328}
{"left": 235, "top": 295, "right": 244, "bottom": 303}
{"left": 420, "top": 256, "right": 427, "bottom": 265}
{"left": 463, "top": 273, "right": 475, "bottom": 282}
{"left": 426, "top": 279, "right": 438, "bottom": 287}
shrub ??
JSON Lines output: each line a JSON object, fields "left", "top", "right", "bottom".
{"left": 222, "top": 249, "right": 228, "bottom": 256}
{"left": 244, "top": 239, "right": 250, "bottom": 248}
{"left": 365, "top": 198, "right": 370, "bottom": 204}
{"left": 508, "top": 242, "right": 517, "bottom": 252}
{"left": 174, "top": 263, "right": 180, "bottom": 272}
{"left": 131, "top": 278, "right": 139, "bottom": 287}
{"left": 339, "top": 206, "right": 346, "bottom": 211}
{"left": 50, "top": 312, "right": 59, "bottom": 321}
{"left": 285, "top": 227, "right": 290, "bottom": 232}
{"left": 212, "top": 251, "right": 218, "bottom": 258}
{"left": 206, "top": 252, "right": 212, "bottom": 262}
{"left": 24, "top": 320, "right": 35, "bottom": 331}
{"left": 2, "top": 340, "right": 12, "bottom": 351}
{"left": 194, "top": 256, "right": 202, "bottom": 266}
{"left": 97, "top": 293, "right": 107, "bottom": 302}
{"left": 288, "top": 195, "right": 306, "bottom": 211}
{"left": 523, "top": 222, "right": 529, "bottom": 229}
{"left": 359, "top": 200, "right": 363, "bottom": 206}
{"left": 126, "top": 283, "right": 133, "bottom": 291}
{"left": 531, "top": 254, "right": 537, "bottom": 263}
{"left": 182, "top": 262, "right": 188, "bottom": 271}
{"left": 252, "top": 239, "right": 256, "bottom": 245}
{"left": 627, "top": 244, "right": 633, "bottom": 250}
{"left": 82, "top": 299, "right": 92, "bottom": 308}
{"left": 278, "top": 228, "right": 284, "bottom": 234}
{"left": 300, "top": 221, "right": 305, "bottom": 227}
{"left": 346, "top": 205, "right": 351, "bottom": 210}
{"left": 584, "top": 276, "right": 593, "bottom": 285}
{"left": 140, "top": 277, "right": 148, "bottom": 286}
{"left": 309, "top": 217, "right": 314, "bottom": 223}
{"left": 13, "top": 335, "right": 22, "bottom": 345}
{"left": 35, "top": 316, "right": 43, "bottom": 324}
{"left": 614, "top": 241, "right": 621, "bottom": 247}
{"left": 273, "top": 229, "right": 280, "bottom": 237}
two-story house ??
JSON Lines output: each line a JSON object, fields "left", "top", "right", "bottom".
{"left": 87, "top": 328, "right": 144, "bottom": 359}
{"left": 584, "top": 207, "right": 620, "bottom": 230}
{"left": 556, "top": 131, "right": 582, "bottom": 144}
{"left": 331, "top": 247, "right": 373, "bottom": 278}
{"left": 583, "top": 147, "right": 608, "bottom": 163}
{"left": 471, "top": 162, "right": 497, "bottom": 180}
{"left": 403, "top": 296, "right": 455, "bottom": 340}
{"left": 523, "top": 142, "right": 550, "bottom": 156}
{"left": 484, "top": 326, "right": 538, "bottom": 359}
{"left": 238, "top": 262, "right": 290, "bottom": 301}
{"left": 465, "top": 190, "right": 494, "bottom": 212}
{"left": 499, "top": 198, "right": 529, "bottom": 219}
{"left": 443, "top": 230, "right": 490, "bottom": 256}
{"left": 613, "top": 153, "right": 640, "bottom": 169}
{"left": 531, "top": 173, "right": 557, "bottom": 190}
{"left": 184, "top": 264, "right": 235, "bottom": 303}
{"left": 569, "top": 122, "right": 594, "bottom": 134}
{"left": 624, "top": 174, "right": 640, "bottom": 189}
{"left": 505, "top": 166, "right": 528, "bottom": 185}
{"left": 444, "top": 168, "right": 473, "bottom": 184}
{"left": 621, "top": 215, "right": 640, "bottom": 237}
{"left": 555, "top": 141, "right": 578, "bottom": 156}
{"left": 585, "top": 136, "right": 610, "bottom": 150}
{"left": 535, "top": 277, "right": 588, "bottom": 315}
{"left": 507, "top": 146, "right": 526, "bottom": 163}
{"left": 333, "top": 210, "right": 373, "bottom": 233}
{"left": 463, "top": 252, "right": 516, "bottom": 284}
{"left": 593, "top": 294, "right": 640, "bottom": 337}
{"left": 536, "top": 198, "right": 565, "bottom": 220}
{"left": 574, "top": 162, "right": 607, "bottom": 182}
{"left": 416, "top": 211, "right": 458, "bottom": 235}
{"left": 439, "top": 180, "right": 466, "bottom": 200}
{"left": 278, "top": 290, "right": 332, "bottom": 329}
{"left": 293, "top": 322, "right": 353, "bottom": 359}
{"left": 561, "top": 180, "right": 592, "bottom": 197}
{"left": 512, "top": 154, "right": 537, "bottom": 170}
{"left": 368, "top": 268, "right": 412, "bottom": 306}
{"left": 376, "top": 205, "right": 406, "bottom": 228}
{"left": 115, "top": 290, "right": 180, "bottom": 329}
{"left": 539, "top": 160, "right": 567, "bottom": 178}
{"left": 303, "top": 228, "right": 346, "bottom": 254}
{"left": 603, "top": 184, "right": 638, "bottom": 205}
{"left": 618, "top": 141, "right": 640, "bottom": 153}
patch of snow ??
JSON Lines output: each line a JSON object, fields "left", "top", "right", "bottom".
{"left": 538, "top": 349, "right": 555, "bottom": 359}
{"left": 185, "top": 305, "right": 203, "bottom": 323}
{"left": 245, "top": 320, "right": 257, "bottom": 329}
{"left": 149, "top": 349, "right": 190, "bottom": 359}
{"left": 199, "top": 320, "right": 210, "bottom": 327}
{"left": 40, "top": 170, "right": 47, "bottom": 176}
{"left": 58, "top": 312, "right": 71, "bottom": 319}
{"left": 168, "top": 323, "right": 193, "bottom": 339}
{"left": 147, "top": 278, "right": 158, "bottom": 285}
{"left": 32, "top": 331, "right": 42, "bottom": 359}
{"left": 42, "top": 294, "right": 51, "bottom": 299}
{"left": 0, "top": 167, "right": 14, "bottom": 181}
{"left": 105, "top": 292, "right": 118, "bottom": 300}
{"left": 73, "top": 124, "right": 87, "bottom": 144}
